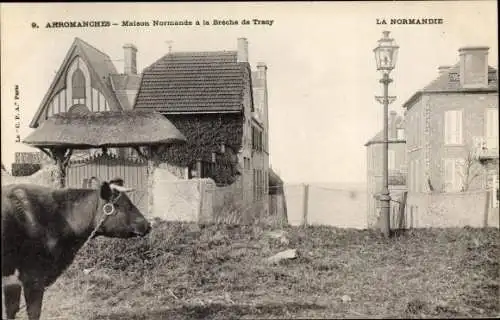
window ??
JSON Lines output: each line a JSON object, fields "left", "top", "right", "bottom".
{"left": 72, "top": 69, "right": 86, "bottom": 99}
{"left": 397, "top": 128, "right": 404, "bottom": 140}
{"left": 444, "top": 110, "right": 463, "bottom": 145}
{"left": 486, "top": 108, "right": 498, "bottom": 149}
{"left": 409, "top": 161, "right": 414, "bottom": 191}
{"left": 252, "top": 126, "right": 263, "bottom": 152}
{"left": 244, "top": 157, "right": 250, "bottom": 170}
{"left": 491, "top": 174, "right": 499, "bottom": 208}
{"left": 388, "top": 150, "right": 396, "bottom": 170}
{"left": 415, "top": 159, "right": 420, "bottom": 192}
{"left": 443, "top": 158, "right": 464, "bottom": 192}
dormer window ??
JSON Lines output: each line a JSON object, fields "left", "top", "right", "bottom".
{"left": 72, "top": 69, "right": 86, "bottom": 99}
{"left": 448, "top": 73, "right": 460, "bottom": 82}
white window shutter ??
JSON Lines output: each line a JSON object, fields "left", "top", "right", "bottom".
{"left": 456, "top": 110, "right": 463, "bottom": 144}
{"left": 455, "top": 159, "right": 465, "bottom": 191}
{"left": 409, "top": 161, "right": 413, "bottom": 191}
{"left": 444, "top": 111, "right": 451, "bottom": 144}
{"left": 444, "top": 159, "right": 454, "bottom": 192}
{"left": 492, "top": 174, "right": 499, "bottom": 208}
{"left": 486, "top": 109, "right": 498, "bottom": 149}
{"left": 450, "top": 111, "right": 457, "bottom": 144}
{"left": 388, "top": 150, "right": 396, "bottom": 170}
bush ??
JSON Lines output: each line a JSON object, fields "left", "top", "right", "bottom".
{"left": 11, "top": 163, "right": 41, "bottom": 176}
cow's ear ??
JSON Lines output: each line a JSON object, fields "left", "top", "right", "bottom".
{"left": 100, "top": 182, "right": 113, "bottom": 201}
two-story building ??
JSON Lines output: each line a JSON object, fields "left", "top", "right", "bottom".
{"left": 365, "top": 111, "right": 406, "bottom": 228}
{"left": 403, "top": 46, "right": 498, "bottom": 207}
{"left": 28, "top": 37, "right": 270, "bottom": 204}
{"left": 134, "top": 38, "right": 270, "bottom": 202}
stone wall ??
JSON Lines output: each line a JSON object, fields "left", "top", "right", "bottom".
{"left": 151, "top": 167, "right": 214, "bottom": 222}
{"left": 406, "top": 190, "right": 499, "bottom": 228}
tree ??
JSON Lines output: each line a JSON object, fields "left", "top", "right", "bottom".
{"left": 458, "top": 150, "right": 484, "bottom": 192}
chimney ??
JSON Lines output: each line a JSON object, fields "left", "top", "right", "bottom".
{"left": 438, "top": 65, "right": 451, "bottom": 75}
{"left": 123, "top": 43, "right": 138, "bottom": 75}
{"left": 237, "top": 38, "right": 248, "bottom": 63}
{"left": 458, "top": 46, "right": 489, "bottom": 88}
{"left": 256, "top": 62, "right": 267, "bottom": 86}
{"left": 390, "top": 111, "right": 398, "bottom": 139}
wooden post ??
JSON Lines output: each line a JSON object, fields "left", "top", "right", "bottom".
{"left": 398, "top": 191, "right": 408, "bottom": 229}
{"left": 49, "top": 147, "right": 72, "bottom": 188}
{"left": 302, "top": 183, "right": 309, "bottom": 226}
{"left": 483, "top": 190, "right": 491, "bottom": 228}
{"left": 198, "top": 179, "right": 204, "bottom": 223}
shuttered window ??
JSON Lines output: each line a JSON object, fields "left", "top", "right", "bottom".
{"left": 388, "top": 150, "right": 396, "bottom": 170}
{"left": 415, "top": 159, "right": 420, "bottom": 192}
{"left": 492, "top": 174, "right": 499, "bottom": 208}
{"left": 443, "top": 158, "right": 464, "bottom": 192}
{"left": 485, "top": 108, "right": 498, "bottom": 149}
{"left": 444, "top": 110, "right": 463, "bottom": 145}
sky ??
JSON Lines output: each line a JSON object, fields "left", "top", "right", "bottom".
{"left": 1, "top": 1, "right": 498, "bottom": 184}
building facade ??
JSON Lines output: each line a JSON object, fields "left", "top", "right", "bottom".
{"left": 28, "top": 37, "right": 270, "bottom": 203}
{"left": 29, "top": 38, "right": 142, "bottom": 160}
{"left": 365, "top": 111, "right": 406, "bottom": 228}
{"left": 133, "top": 38, "right": 270, "bottom": 201}
{"left": 403, "top": 46, "right": 498, "bottom": 207}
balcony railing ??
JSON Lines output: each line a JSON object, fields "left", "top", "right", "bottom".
{"left": 473, "top": 136, "right": 499, "bottom": 161}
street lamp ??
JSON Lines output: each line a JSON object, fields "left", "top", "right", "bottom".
{"left": 374, "top": 31, "right": 399, "bottom": 237}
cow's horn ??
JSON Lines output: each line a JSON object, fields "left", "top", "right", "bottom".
{"left": 109, "top": 184, "right": 134, "bottom": 192}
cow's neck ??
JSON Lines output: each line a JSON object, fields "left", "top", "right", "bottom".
{"left": 60, "top": 189, "right": 102, "bottom": 240}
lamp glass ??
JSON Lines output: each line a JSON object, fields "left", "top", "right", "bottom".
{"left": 374, "top": 31, "right": 399, "bottom": 74}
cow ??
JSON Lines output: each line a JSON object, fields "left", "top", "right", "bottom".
{"left": 1, "top": 179, "right": 152, "bottom": 320}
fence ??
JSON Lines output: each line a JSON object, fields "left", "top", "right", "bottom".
{"left": 65, "top": 154, "right": 148, "bottom": 214}
{"left": 149, "top": 167, "right": 287, "bottom": 225}
{"left": 284, "top": 183, "right": 368, "bottom": 229}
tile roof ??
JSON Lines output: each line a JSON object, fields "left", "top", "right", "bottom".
{"left": 110, "top": 74, "right": 142, "bottom": 110}
{"left": 134, "top": 51, "right": 248, "bottom": 113}
{"left": 403, "top": 63, "right": 498, "bottom": 110}
{"left": 110, "top": 74, "right": 142, "bottom": 90}
{"left": 422, "top": 63, "right": 497, "bottom": 92}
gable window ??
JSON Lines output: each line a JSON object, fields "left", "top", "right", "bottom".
{"left": 72, "top": 69, "right": 86, "bottom": 100}
{"left": 486, "top": 108, "right": 498, "bottom": 150}
{"left": 444, "top": 110, "right": 463, "bottom": 145}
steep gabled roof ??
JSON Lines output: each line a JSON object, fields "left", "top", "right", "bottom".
{"left": 29, "top": 38, "right": 124, "bottom": 128}
{"left": 76, "top": 38, "right": 120, "bottom": 83}
{"left": 134, "top": 51, "right": 248, "bottom": 114}
{"left": 403, "top": 63, "right": 498, "bottom": 111}
{"left": 110, "top": 74, "right": 142, "bottom": 110}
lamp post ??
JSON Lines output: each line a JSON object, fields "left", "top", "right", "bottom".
{"left": 373, "top": 31, "right": 399, "bottom": 238}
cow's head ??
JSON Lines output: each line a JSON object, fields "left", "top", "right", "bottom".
{"left": 95, "top": 179, "right": 151, "bottom": 238}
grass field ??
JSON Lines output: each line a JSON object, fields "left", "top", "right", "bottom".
{"left": 9, "top": 221, "right": 500, "bottom": 319}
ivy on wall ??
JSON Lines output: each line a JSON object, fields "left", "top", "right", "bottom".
{"left": 160, "top": 113, "right": 244, "bottom": 186}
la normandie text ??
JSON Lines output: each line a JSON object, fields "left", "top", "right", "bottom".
{"left": 377, "top": 18, "right": 444, "bottom": 25}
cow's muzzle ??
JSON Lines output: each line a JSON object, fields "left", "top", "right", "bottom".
{"left": 133, "top": 221, "right": 152, "bottom": 237}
